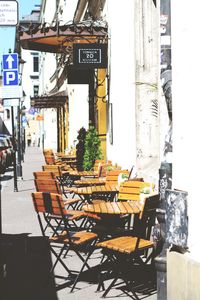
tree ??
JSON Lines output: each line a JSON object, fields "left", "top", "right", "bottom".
{"left": 83, "top": 125, "right": 102, "bottom": 170}
{"left": 76, "top": 127, "right": 87, "bottom": 171}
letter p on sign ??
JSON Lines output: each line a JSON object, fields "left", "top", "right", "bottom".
{"left": 3, "top": 70, "right": 19, "bottom": 86}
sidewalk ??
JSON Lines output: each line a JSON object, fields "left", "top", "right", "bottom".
{"left": 1, "top": 146, "right": 157, "bottom": 300}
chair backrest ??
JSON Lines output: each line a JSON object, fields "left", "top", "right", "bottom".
{"left": 118, "top": 180, "right": 158, "bottom": 239}
{"left": 43, "top": 149, "right": 54, "bottom": 156}
{"left": 118, "top": 180, "right": 153, "bottom": 201}
{"left": 42, "top": 165, "right": 62, "bottom": 177}
{"left": 134, "top": 194, "right": 159, "bottom": 240}
{"left": 105, "top": 169, "right": 129, "bottom": 186}
{"left": 44, "top": 155, "right": 57, "bottom": 165}
{"left": 32, "top": 192, "right": 65, "bottom": 215}
{"left": 33, "top": 171, "right": 56, "bottom": 180}
{"left": 34, "top": 179, "right": 62, "bottom": 194}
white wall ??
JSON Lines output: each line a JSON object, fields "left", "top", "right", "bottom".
{"left": 171, "top": 0, "right": 200, "bottom": 255}
{"left": 43, "top": 108, "right": 57, "bottom": 150}
{"left": 105, "top": 0, "right": 136, "bottom": 170}
{"left": 67, "top": 84, "right": 89, "bottom": 148}
{"left": 21, "top": 49, "right": 39, "bottom": 110}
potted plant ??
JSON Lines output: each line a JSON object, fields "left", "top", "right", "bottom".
{"left": 83, "top": 125, "right": 102, "bottom": 171}
{"left": 76, "top": 127, "right": 87, "bottom": 171}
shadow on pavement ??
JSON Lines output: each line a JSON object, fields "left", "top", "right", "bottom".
{"left": 0, "top": 233, "right": 58, "bottom": 300}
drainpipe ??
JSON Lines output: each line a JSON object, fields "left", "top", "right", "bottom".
{"left": 57, "top": 108, "right": 60, "bottom": 152}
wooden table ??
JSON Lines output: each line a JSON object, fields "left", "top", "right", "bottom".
{"left": 82, "top": 201, "right": 141, "bottom": 215}
{"left": 64, "top": 170, "right": 99, "bottom": 177}
{"left": 56, "top": 154, "right": 77, "bottom": 169}
{"left": 72, "top": 184, "right": 119, "bottom": 203}
{"left": 82, "top": 200, "right": 142, "bottom": 238}
{"left": 74, "top": 178, "right": 106, "bottom": 187}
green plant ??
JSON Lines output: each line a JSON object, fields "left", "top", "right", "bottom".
{"left": 76, "top": 127, "right": 87, "bottom": 171}
{"left": 83, "top": 125, "right": 102, "bottom": 171}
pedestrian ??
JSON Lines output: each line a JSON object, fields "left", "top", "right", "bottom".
{"left": 27, "top": 133, "right": 31, "bottom": 147}
{"left": 31, "top": 132, "right": 36, "bottom": 146}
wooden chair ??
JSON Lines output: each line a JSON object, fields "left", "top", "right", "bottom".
{"left": 96, "top": 193, "right": 159, "bottom": 298}
{"left": 90, "top": 170, "right": 131, "bottom": 202}
{"left": 34, "top": 178, "right": 82, "bottom": 211}
{"left": 42, "top": 164, "right": 72, "bottom": 190}
{"left": 31, "top": 192, "right": 98, "bottom": 292}
{"left": 43, "top": 155, "right": 63, "bottom": 165}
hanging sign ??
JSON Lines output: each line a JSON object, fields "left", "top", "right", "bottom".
{"left": 73, "top": 43, "right": 107, "bottom": 69}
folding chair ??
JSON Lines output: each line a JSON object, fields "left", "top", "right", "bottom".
{"left": 42, "top": 164, "right": 74, "bottom": 190}
{"left": 96, "top": 194, "right": 159, "bottom": 298}
{"left": 31, "top": 192, "right": 98, "bottom": 292}
{"left": 34, "top": 178, "right": 83, "bottom": 213}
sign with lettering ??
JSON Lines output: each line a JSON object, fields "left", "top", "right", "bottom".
{"left": 73, "top": 44, "right": 107, "bottom": 69}
{"left": 0, "top": 1, "right": 18, "bottom": 26}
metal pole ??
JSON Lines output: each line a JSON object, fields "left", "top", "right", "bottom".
{"left": 11, "top": 106, "right": 18, "bottom": 192}
{"left": 17, "top": 102, "right": 23, "bottom": 179}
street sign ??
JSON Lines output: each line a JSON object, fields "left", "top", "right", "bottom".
{"left": 2, "top": 53, "right": 19, "bottom": 86}
{"left": 2, "top": 53, "right": 18, "bottom": 69}
{"left": 0, "top": 86, "right": 23, "bottom": 99}
{"left": 0, "top": 1, "right": 18, "bottom": 26}
{"left": 3, "top": 98, "right": 19, "bottom": 107}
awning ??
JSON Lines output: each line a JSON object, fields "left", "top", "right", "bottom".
{"left": 19, "top": 22, "right": 108, "bottom": 53}
{"left": 30, "top": 90, "right": 67, "bottom": 108}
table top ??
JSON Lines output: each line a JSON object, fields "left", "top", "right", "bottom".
{"left": 66, "top": 170, "right": 99, "bottom": 178}
{"left": 82, "top": 201, "right": 141, "bottom": 215}
{"left": 74, "top": 178, "right": 106, "bottom": 186}
{"left": 56, "top": 152, "right": 76, "bottom": 158}
{"left": 73, "top": 184, "right": 119, "bottom": 196}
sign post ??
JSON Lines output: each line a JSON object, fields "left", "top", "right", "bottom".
{"left": 1, "top": 52, "right": 22, "bottom": 184}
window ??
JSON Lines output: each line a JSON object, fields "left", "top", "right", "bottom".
{"left": 33, "top": 85, "right": 39, "bottom": 97}
{"left": 5, "top": 108, "right": 10, "bottom": 119}
{"left": 31, "top": 52, "right": 39, "bottom": 73}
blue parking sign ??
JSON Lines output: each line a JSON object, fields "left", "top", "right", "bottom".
{"left": 3, "top": 70, "right": 19, "bottom": 86}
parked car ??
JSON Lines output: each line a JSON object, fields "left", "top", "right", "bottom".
{"left": 0, "top": 139, "right": 9, "bottom": 174}
{"left": 0, "top": 135, "right": 15, "bottom": 171}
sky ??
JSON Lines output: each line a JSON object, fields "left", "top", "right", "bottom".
{"left": 0, "top": 0, "right": 41, "bottom": 58}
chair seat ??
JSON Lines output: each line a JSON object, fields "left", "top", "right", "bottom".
{"left": 47, "top": 210, "right": 85, "bottom": 221}
{"left": 96, "top": 236, "right": 154, "bottom": 254}
{"left": 50, "top": 230, "right": 97, "bottom": 245}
